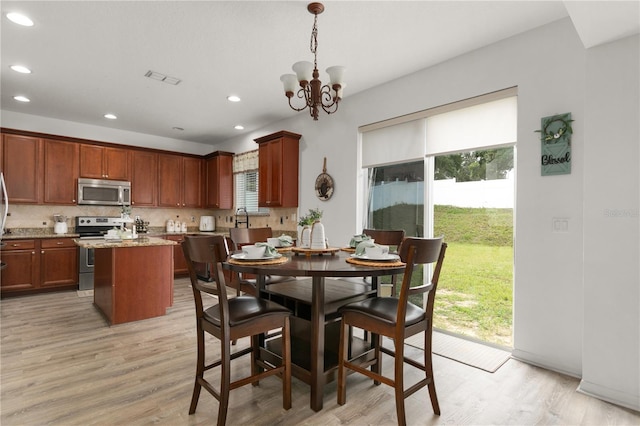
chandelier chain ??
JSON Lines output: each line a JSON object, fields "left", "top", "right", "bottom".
{"left": 310, "top": 14, "right": 319, "bottom": 69}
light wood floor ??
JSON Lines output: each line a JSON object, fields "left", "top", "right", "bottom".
{"left": 1, "top": 278, "right": 638, "bottom": 425}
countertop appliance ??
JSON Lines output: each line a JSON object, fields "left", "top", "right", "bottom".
{"left": 75, "top": 216, "right": 122, "bottom": 290}
{"left": 199, "top": 216, "right": 215, "bottom": 231}
{"left": 53, "top": 214, "right": 68, "bottom": 234}
{"left": 77, "top": 178, "right": 131, "bottom": 206}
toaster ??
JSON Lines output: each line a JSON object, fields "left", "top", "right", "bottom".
{"left": 199, "top": 216, "right": 215, "bottom": 231}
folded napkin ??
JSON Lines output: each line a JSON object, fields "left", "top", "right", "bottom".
{"left": 355, "top": 240, "right": 377, "bottom": 255}
{"left": 255, "top": 242, "right": 279, "bottom": 257}
{"left": 278, "top": 234, "right": 293, "bottom": 247}
{"left": 349, "top": 234, "right": 372, "bottom": 248}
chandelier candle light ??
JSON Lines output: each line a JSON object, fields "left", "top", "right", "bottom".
{"left": 280, "top": 2, "right": 345, "bottom": 120}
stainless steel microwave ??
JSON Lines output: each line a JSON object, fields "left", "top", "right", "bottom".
{"left": 77, "top": 178, "right": 131, "bottom": 206}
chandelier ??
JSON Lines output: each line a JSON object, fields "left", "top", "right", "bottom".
{"left": 280, "top": 2, "right": 345, "bottom": 121}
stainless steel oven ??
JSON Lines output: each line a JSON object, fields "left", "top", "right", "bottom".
{"left": 75, "top": 216, "right": 121, "bottom": 290}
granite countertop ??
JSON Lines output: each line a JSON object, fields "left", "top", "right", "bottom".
{"left": 73, "top": 236, "right": 177, "bottom": 249}
{"left": 1, "top": 229, "right": 229, "bottom": 241}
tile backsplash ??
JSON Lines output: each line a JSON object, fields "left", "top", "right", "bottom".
{"left": 4, "top": 204, "right": 298, "bottom": 235}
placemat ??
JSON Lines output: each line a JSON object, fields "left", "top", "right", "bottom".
{"left": 346, "top": 257, "right": 405, "bottom": 267}
{"left": 228, "top": 256, "right": 289, "bottom": 266}
{"left": 276, "top": 247, "right": 293, "bottom": 253}
{"left": 340, "top": 247, "right": 356, "bottom": 253}
{"left": 291, "top": 247, "right": 340, "bottom": 256}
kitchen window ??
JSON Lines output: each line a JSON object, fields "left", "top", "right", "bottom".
{"left": 234, "top": 150, "right": 268, "bottom": 214}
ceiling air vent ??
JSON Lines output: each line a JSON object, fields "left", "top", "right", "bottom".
{"left": 144, "top": 70, "right": 181, "bottom": 85}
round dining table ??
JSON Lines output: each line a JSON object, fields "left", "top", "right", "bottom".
{"left": 224, "top": 249, "right": 405, "bottom": 412}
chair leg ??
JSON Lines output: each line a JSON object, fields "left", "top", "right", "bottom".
{"left": 394, "top": 338, "right": 407, "bottom": 426}
{"left": 337, "top": 318, "right": 348, "bottom": 405}
{"left": 217, "top": 337, "right": 231, "bottom": 426}
{"left": 372, "top": 333, "right": 381, "bottom": 385}
{"left": 282, "top": 317, "right": 292, "bottom": 410}
{"left": 424, "top": 330, "right": 440, "bottom": 415}
{"left": 189, "top": 327, "right": 205, "bottom": 414}
{"left": 251, "top": 334, "right": 260, "bottom": 387}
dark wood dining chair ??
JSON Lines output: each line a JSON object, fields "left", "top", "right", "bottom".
{"left": 363, "top": 228, "right": 406, "bottom": 295}
{"left": 182, "top": 235, "right": 292, "bottom": 426}
{"left": 336, "top": 236, "right": 447, "bottom": 426}
{"left": 229, "top": 227, "right": 291, "bottom": 293}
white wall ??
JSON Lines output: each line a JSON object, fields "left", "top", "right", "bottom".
{"left": 212, "top": 19, "right": 638, "bottom": 409}
{"left": 0, "top": 110, "right": 214, "bottom": 156}
{"left": 3, "top": 18, "right": 638, "bottom": 410}
{"left": 580, "top": 35, "right": 640, "bottom": 410}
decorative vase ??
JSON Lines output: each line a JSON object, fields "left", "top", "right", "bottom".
{"left": 310, "top": 220, "right": 327, "bottom": 249}
{"left": 299, "top": 225, "right": 311, "bottom": 248}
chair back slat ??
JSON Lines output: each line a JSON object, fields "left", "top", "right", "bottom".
{"left": 183, "top": 235, "right": 231, "bottom": 324}
{"left": 396, "top": 237, "right": 446, "bottom": 327}
{"left": 229, "top": 227, "right": 273, "bottom": 250}
{"left": 362, "top": 229, "right": 405, "bottom": 249}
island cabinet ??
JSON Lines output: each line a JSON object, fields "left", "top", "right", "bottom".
{"left": 90, "top": 239, "right": 175, "bottom": 325}
{"left": 158, "top": 154, "right": 203, "bottom": 208}
{"left": 254, "top": 131, "right": 301, "bottom": 208}
{"left": 79, "top": 144, "right": 130, "bottom": 180}
{"left": 205, "top": 151, "right": 234, "bottom": 209}
{"left": 130, "top": 150, "right": 158, "bottom": 206}
{"left": 1, "top": 238, "right": 78, "bottom": 297}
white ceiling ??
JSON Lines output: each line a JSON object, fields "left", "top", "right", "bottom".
{"left": 1, "top": 1, "right": 638, "bottom": 147}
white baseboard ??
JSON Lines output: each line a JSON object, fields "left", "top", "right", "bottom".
{"left": 511, "top": 348, "right": 581, "bottom": 378}
{"left": 578, "top": 379, "right": 640, "bottom": 412}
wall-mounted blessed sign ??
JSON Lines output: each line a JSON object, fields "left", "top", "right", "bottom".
{"left": 537, "top": 112, "right": 573, "bottom": 176}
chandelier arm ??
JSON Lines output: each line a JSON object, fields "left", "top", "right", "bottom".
{"left": 287, "top": 87, "right": 313, "bottom": 112}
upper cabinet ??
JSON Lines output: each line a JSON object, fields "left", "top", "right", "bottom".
{"left": 158, "top": 154, "right": 203, "bottom": 208}
{"left": 130, "top": 150, "right": 157, "bottom": 207}
{"left": 79, "top": 144, "right": 130, "bottom": 180}
{"left": 2, "top": 134, "right": 41, "bottom": 203}
{"left": 254, "top": 131, "right": 301, "bottom": 208}
{"left": 205, "top": 151, "right": 234, "bottom": 209}
{"left": 1, "top": 134, "right": 77, "bottom": 205}
{"left": 43, "top": 139, "right": 79, "bottom": 205}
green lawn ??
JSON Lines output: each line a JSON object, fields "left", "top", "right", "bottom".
{"left": 375, "top": 204, "right": 514, "bottom": 347}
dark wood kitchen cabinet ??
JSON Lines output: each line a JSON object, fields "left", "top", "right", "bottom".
{"left": 1, "top": 240, "right": 39, "bottom": 293}
{"left": 254, "top": 131, "right": 301, "bottom": 208}
{"left": 43, "top": 139, "right": 79, "bottom": 205}
{"left": 163, "top": 234, "right": 188, "bottom": 276}
{"left": 205, "top": 151, "right": 234, "bottom": 209}
{"left": 1, "top": 134, "right": 41, "bottom": 203}
{"left": 158, "top": 154, "right": 203, "bottom": 208}
{"left": 130, "top": 150, "right": 158, "bottom": 206}
{"left": 79, "top": 144, "right": 130, "bottom": 180}
{"left": 1, "top": 238, "right": 78, "bottom": 297}
{"left": 40, "top": 238, "right": 78, "bottom": 289}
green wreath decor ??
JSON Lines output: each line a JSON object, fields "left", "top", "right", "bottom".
{"left": 535, "top": 113, "right": 574, "bottom": 145}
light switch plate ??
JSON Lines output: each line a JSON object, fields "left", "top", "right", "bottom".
{"left": 552, "top": 217, "right": 569, "bottom": 233}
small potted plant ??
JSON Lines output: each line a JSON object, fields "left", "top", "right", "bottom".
{"left": 298, "top": 208, "right": 323, "bottom": 247}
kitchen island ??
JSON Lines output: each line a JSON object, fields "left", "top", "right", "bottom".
{"left": 74, "top": 237, "right": 177, "bottom": 325}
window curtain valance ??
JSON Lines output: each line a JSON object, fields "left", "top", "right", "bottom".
{"left": 233, "top": 149, "right": 259, "bottom": 173}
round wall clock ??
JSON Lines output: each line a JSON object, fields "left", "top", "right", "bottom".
{"left": 315, "top": 157, "right": 334, "bottom": 201}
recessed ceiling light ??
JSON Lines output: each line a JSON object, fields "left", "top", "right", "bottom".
{"left": 10, "top": 65, "right": 31, "bottom": 74}
{"left": 6, "top": 12, "right": 34, "bottom": 26}
{"left": 13, "top": 95, "right": 30, "bottom": 102}
{"left": 227, "top": 95, "right": 241, "bottom": 102}
{"left": 234, "top": 125, "right": 245, "bottom": 130}
{"left": 104, "top": 113, "right": 117, "bottom": 120}
{"left": 172, "top": 127, "right": 184, "bottom": 131}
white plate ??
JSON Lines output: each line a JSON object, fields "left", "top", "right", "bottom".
{"left": 350, "top": 253, "right": 400, "bottom": 261}
{"left": 231, "top": 253, "right": 283, "bottom": 261}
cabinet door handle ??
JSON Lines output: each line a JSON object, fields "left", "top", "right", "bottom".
{"left": 41, "top": 250, "right": 45, "bottom": 254}
{"left": 57, "top": 242, "right": 64, "bottom": 245}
